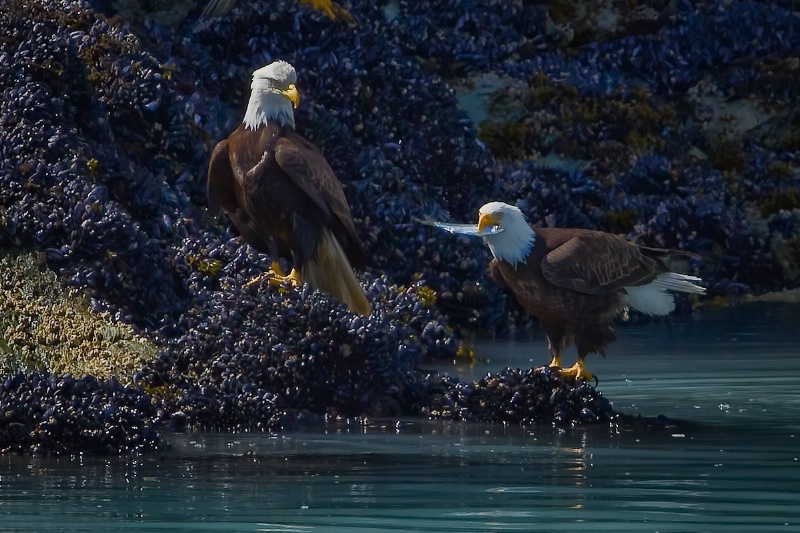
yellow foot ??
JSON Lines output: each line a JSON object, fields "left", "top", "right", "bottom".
{"left": 558, "top": 360, "right": 595, "bottom": 383}
{"left": 535, "top": 355, "right": 562, "bottom": 374}
{"left": 300, "top": 0, "right": 354, "bottom": 22}
{"left": 245, "top": 262, "right": 302, "bottom": 288}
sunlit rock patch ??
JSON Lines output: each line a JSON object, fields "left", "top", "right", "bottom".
{"left": 0, "top": 250, "right": 156, "bottom": 379}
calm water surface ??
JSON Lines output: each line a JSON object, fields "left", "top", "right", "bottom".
{"left": 1, "top": 303, "right": 799, "bottom": 532}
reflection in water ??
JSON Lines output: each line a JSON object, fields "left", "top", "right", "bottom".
{"left": 1, "top": 304, "right": 799, "bottom": 532}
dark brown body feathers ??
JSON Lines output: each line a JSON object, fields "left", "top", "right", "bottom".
{"left": 207, "top": 122, "right": 369, "bottom": 314}
{"left": 489, "top": 227, "right": 696, "bottom": 359}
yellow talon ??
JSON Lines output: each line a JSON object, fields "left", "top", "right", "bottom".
{"left": 269, "top": 261, "right": 287, "bottom": 279}
{"left": 535, "top": 354, "right": 562, "bottom": 374}
{"left": 299, "top": 0, "right": 353, "bottom": 22}
{"left": 245, "top": 262, "right": 302, "bottom": 288}
{"left": 558, "top": 359, "right": 594, "bottom": 383}
{"left": 244, "top": 272, "right": 268, "bottom": 288}
{"left": 269, "top": 267, "right": 301, "bottom": 287}
{"left": 266, "top": 261, "right": 301, "bottom": 287}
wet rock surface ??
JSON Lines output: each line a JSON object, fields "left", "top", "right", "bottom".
{"left": 1, "top": 0, "right": 799, "bottom": 454}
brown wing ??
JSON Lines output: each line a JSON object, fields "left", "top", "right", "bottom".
{"left": 540, "top": 232, "right": 666, "bottom": 295}
{"left": 207, "top": 139, "right": 239, "bottom": 216}
{"left": 274, "top": 131, "right": 365, "bottom": 268}
{"left": 207, "top": 137, "right": 276, "bottom": 254}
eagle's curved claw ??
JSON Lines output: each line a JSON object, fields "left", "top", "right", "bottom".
{"left": 245, "top": 262, "right": 301, "bottom": 288}
{"left": 244, "top": 272, "right": 268, "bottom": 288}
{"left": 557, "top": 360, "right": 594, "bottom": 384}
{"left": 300, "top": 0, "right": 354, "bottom": 22}
{"left": 267, "top": 262, "right": 302, "bottom": 287}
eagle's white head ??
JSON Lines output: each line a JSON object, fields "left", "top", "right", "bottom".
{"left": 243, "top": 60, "right": 300, "bottom": 130}
{"left": 478, "top": 202, "right": 536, "bottom": 266}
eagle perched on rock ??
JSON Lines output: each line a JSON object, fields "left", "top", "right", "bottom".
{"left": 443, "top": 202, "right": 705, "bottom": 381}
{"left": 207, "top": 60, "right": 370, "bottom": 316}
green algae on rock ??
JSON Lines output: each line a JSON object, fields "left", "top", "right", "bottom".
{"left": 0, "top": 249, "right": 157, "bottom": 380}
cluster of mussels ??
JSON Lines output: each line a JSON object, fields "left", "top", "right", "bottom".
{"left": 1, "top": 0, "right": 799, "bottom": 454}
{"left": 0, "top": 372, "right": 159, "bottom": 455}
{"left": 422, "top": 366, "right": 614, "bottom": 426}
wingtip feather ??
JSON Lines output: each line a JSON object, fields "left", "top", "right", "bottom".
{"left": 654, "top": 272, "right": 706, "bottom": 295}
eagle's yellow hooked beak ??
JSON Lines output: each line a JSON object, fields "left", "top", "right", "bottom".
{"left": 477, "top": 212, "right": 500, "bottom": 234}
{"left": 281, "top": 84, "right": 300, "bottom": 108}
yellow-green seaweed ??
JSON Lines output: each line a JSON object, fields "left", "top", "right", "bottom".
{"left": 0, "top": 249, "right": 157, "bottom": 381}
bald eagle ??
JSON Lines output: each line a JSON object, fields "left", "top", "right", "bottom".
{"left": 207, "top": 60, "right": 371, "bottom": 316}
{"left": 474, "top": 202, "right": 705, "bottom": 381}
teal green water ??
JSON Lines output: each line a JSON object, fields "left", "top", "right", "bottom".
{"left": 1, "top": 303, "right": 799, "bottom": 532}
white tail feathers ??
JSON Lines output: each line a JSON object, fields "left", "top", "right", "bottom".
{"left": 302, "top": 228, "right": 371, "bottom": 316}
{"left": 651, "top": 272, "right": 706, "bottom": 294}
{"left": 623, "top": 273, "right": 705, "bottom": 316}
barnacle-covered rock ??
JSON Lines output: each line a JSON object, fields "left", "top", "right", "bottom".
{"left": 0, "top": 250, "right": 157, "bottom": 379}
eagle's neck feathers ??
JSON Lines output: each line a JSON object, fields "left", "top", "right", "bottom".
{"left": 243, "top": 86, "right": 295, "bottom": 130}
{"left": 484, "top": 213, "right": 536, "bottom": 267}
